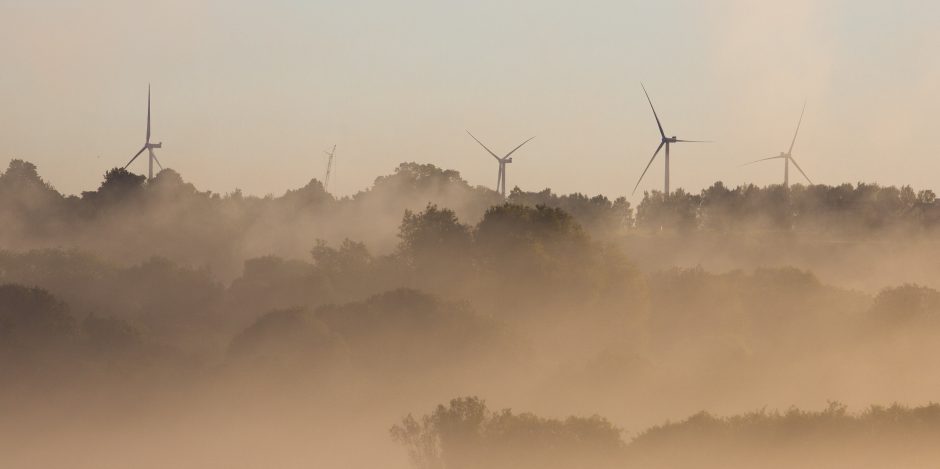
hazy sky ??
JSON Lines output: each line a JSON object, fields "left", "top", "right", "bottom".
{"left": 1, "top": 0, "right": 938, "bottom": 201}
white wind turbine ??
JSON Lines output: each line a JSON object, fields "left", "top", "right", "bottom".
{"left": 633, "top": 83, "right": 710, "bottom": 195}
{"left": 742, "top": 102, "right": 813, "bottom": 188}
{"left": 323, "top": 144, "right": 337, "bottom": 191}
{"left": 124, "top": 85, "right": 164, "bottom": 180}
{"left": 466, "top": 130, "right": 535, "bottom": 197}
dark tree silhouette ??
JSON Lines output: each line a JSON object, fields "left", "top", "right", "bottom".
{"left": 84, "top": 167, "right": 146, "bottom": 202}
{"left": 227, "top": 307, "right": 347, "bottom": 370}
{"left": 392, "top": 396, "right": 623, "bottom": 469}
{"left": 398, "top": 204, "right": 473, "bottom": 282}
{"left": 0, "top": 284, "right": 74, "bottom": 354}
{"left": 869, "top": 284, "right": 940, "bottom": 325}
{"left": 507, "top": 187, "right": 633, "bottom": 235}
{"left": 81, "top": 313, "right": 142, "bottom": 358}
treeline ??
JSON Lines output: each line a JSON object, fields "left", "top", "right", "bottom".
{"left": 0, "top": 279, "right": 511, "bottom": 390}
{"left": 637, "top": 183, "right": 940, "bottom": 234}
{"left": 393, "top": 397, "right": 940, "bottom": 469}
{"left": 0, "top": 190, "right": 638, "bottom": 354}
{"left": 5, "top": 157, "right": 940, "bottom": 467}
{"left": 3, "top": 236, "right": 940, "bottom": 396}
{"left": 0, "top": 188, "right": 642, "bottom": 404}
{"left": 4, "top": 161, "right": 940, "bottom": 399}
{"left": 5, "top": 159, "right": 940, "bottom": 276}
{"left": 0, "top": 159, "right": 628, "bottom": 274}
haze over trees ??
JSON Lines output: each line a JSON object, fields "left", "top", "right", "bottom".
{"left": 3, "top": 158, "right": 940, "bottom": 468}
{"left": 393, "top": 398, "right": 940, "bottom": 469}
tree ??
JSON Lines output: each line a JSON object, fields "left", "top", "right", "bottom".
{"left": 148, "top": 168, "right": 199, "bottom": 198}
{"left": 310, "top": 239, "right": 376, "bottom": 300}
{"left": 281, "top": 178, "right": 334, "bottom": 209}
{"left": 507, "top": 188, "right": 634, "bottom": 234}
{"left": 227, "top": 307, "right": 347, "bottom": 370}
{"left": 635, "top": 189, "right": 699, "bottom": 232}
{"left": 398, "top": 204, "right": 472, "bottom": 273}
{"left": 312, "top": 239, "right": 373, "bottom": 275}
{"left": 869, "top": 284, "right": 940, "bottom": 325}
{"left": 81, "top": 313, "right": 142, "bottom": 358}
{"left": 392, "top": 396, "right": 623, "bottom": 469}
{"left": 0, "top": 160, "right": 64, "bottom": 231}
{"left": 0, "top": 159, "right": 55, "bottom": 194}
{"left": 83, "top": 167, "right": 146, "bottom": 203}
{"left": 227, "top": 255, "right": 330, "bottom": 321}
{"left": 917, "top": 189, "right": 937, "bottom": 205}
{"left": 373, "top": 162, "right": 467, "bottom": 195}
{"left": 315, "top": 289, "right": 503, "bottom": 372}
{"left": 353, "top": 162, "right": 502, "bottom": 230}
{"left": 0, "top": 284, "right": 74, "bottom": 353}
{"left": 476, "top": 204, "right": 586, "bottom": 252}
{"left": 474, "top": 203, "right": 589, "bottom": 284}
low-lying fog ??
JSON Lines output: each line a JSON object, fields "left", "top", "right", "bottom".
{"left": 3, "top": 159, "right": 940, "bottom": 468}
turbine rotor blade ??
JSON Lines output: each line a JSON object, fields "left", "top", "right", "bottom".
{"left": 146, "top": 84, "right": 152, "bottom": 143}
{"left": 674, "top": 139, "right": 712, "bottom": 143}
{"left": 740, "top": 155, "right": 786, "bottom": 167}
{"left": 124, "top": 145, "right": 147, "bottom": 168}
{"left": 641, "top": 83, "right": 666, "bottom": 140}
{"left": 504, "top": 136, "right": 535, "bottom": 159}
{"left": 788, "top": 100, "right": 806, "bottom": 155}
{"left": 152, "top": 153, "right": 164, "bottom": 171}
{"left": 466, "top": 130, "right": 500, "bottom": 160}
{"left": 789, "top": 156, "right": 813, "bottom": 184}
{"left": 632, "top": 141, "right": 665, "bottom": 195}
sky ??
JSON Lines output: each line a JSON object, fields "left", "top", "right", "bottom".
{"left": 1, "top": 0, "right": 938, "bottom": 202}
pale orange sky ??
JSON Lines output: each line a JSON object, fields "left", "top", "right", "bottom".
{"left": 1, "top": 0, "right": 938, "bottom": 202}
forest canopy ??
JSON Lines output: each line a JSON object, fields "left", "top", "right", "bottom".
{"left": 3, "top": 158, "right": 940, "bottom": 468}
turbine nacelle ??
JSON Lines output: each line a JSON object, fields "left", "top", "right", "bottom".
{"left": 504, "top": 157, "right": 513, "bottom": 163}
{"left": 148, "top": 142, "right": 162, "bottom": 149}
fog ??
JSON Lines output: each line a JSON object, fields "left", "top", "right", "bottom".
{"left": 3, "top": 158, "right": 940, "bottom": 468}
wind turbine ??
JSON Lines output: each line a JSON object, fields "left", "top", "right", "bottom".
{"left": 323, "top": 144, "right": 337, "bottom": 191}
{"left": 466, "top": 130, "right": 535, "bottom": 197}
{"left": 633, "top": 84, "right": 709, "bottom": 195}
{"left": 742, "top": 102, "right": 813, "bottom": 188}
{"left": 124, "top": 84, "right": 163, "bottom": 180}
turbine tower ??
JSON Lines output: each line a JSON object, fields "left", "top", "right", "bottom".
{"left": 466, "top": 130, "right": 535, "bottom": 197}
{"left": 323, "top": 144, "right": 337, "bottom": 191}
{"left": 633, "top": 83, "right": 709, "bottom": 195}
{"left": 124, "top": 85, "right": 163, "bottom": 180}
{"left": 742, "top": 102, "right": 813, "bottom": 188}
